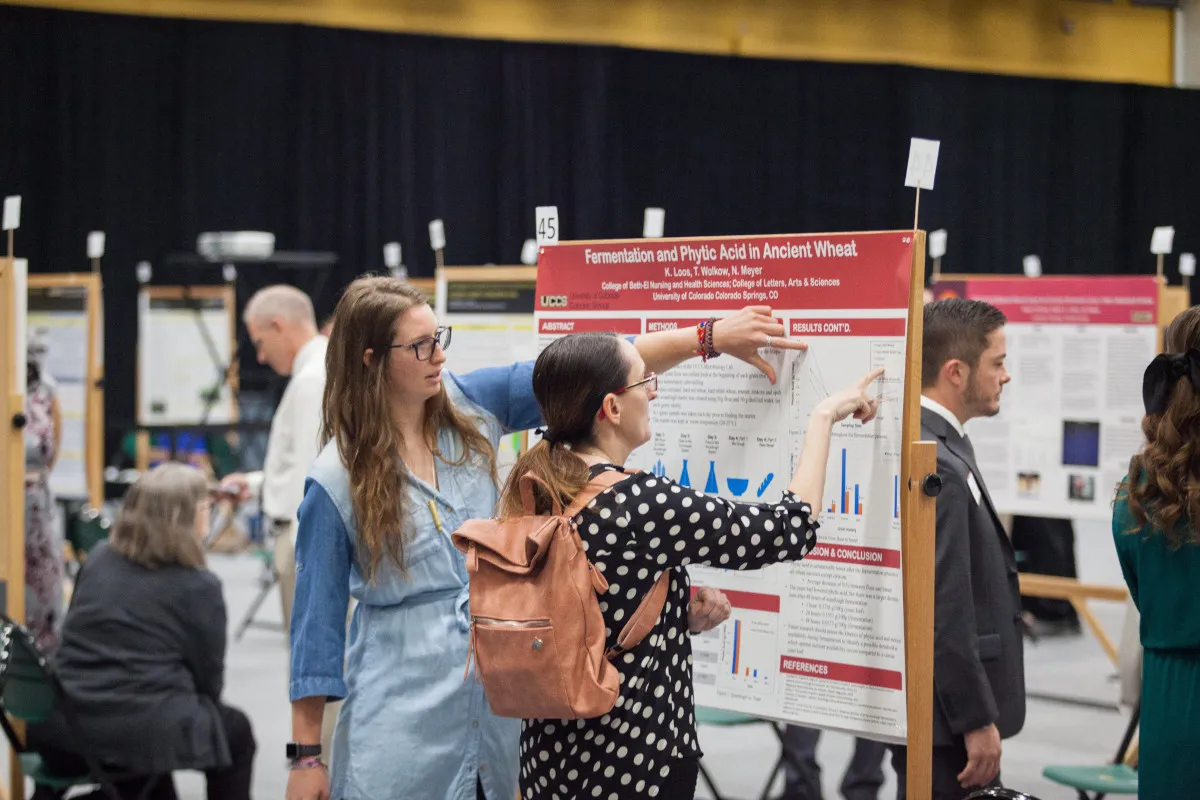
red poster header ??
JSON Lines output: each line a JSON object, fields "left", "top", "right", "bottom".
{"left": 536, "top": 232, "right": 915, "bottom": 313}
{"left": 949, "top": 277, "right": 1159, "bottom": 325}
{"left": 779, "top": 656, "right": 903, "bottom": 690}
{"left": 537, "top": 318, "right": 642, "bottom": 335}
{"left": 804, "top": 544, "right": 902, "bottom": 569}
{"left": 789, "top": 318, "right": 907, "bottom": 337}
{"left": 647, "top": 317, "right": 783, "bottom": 333}
{"left": 689, "top": 587, "right": 781, "bottom": 613}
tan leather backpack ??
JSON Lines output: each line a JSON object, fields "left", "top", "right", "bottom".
{"left": 452, "top": 469, "right": 669, "bottom": 720}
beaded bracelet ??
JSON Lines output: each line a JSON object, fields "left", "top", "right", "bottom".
{"left": 288, "top": 756, "right": 326, "bottom": 772}
{"left": 694, "top": 318, "right": 721, "bottom": 362}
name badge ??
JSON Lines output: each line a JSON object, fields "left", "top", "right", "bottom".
{"left": 966, "top": 472, "right": 983, "bottom": 506}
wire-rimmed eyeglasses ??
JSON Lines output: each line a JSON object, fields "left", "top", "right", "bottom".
{"left": 389, "top": 326, "right": 452, "bottom": 361}
{"left": 614, "top": 373, "right": 657, "bottom": 395}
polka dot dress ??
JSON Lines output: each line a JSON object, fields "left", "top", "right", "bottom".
{"left": 518, "top": 465, "right": 818, "bottom": 799}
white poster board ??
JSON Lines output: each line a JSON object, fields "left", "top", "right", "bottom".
{"left": 27, "top": 282, "right": 90, "bottom": 499}
{"left": 535, "top": 232, "right": 916, "bottom": 742}
{"left": 138, "top": 287, "right": 236, "bottom": 425}
{"left": 933, "top": 276, "right": 1160, "bottom": 519}
{"left": 436, "top": 267, "right": 537, "bottom": 474}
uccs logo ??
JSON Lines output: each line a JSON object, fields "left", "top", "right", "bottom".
{"left": 540, "top": 295, "right": 568, "bottom": 308}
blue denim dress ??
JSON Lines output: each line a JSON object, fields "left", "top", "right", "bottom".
{"left": 290, "top": 364, "right": 540, "bottom": 800}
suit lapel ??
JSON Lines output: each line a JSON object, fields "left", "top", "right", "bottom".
{"left": 921, "top": 407, "right": 1011, "bottom": 551}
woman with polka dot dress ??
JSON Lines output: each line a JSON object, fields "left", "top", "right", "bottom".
{"left": 497, "top": 331, "right": 884, "bottom": 799}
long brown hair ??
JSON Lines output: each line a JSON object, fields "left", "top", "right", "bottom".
{"left": 1122, "top": 305, "right": 1200, "bottom": 546}
{"left": 322, "top": 276, "right": 497, "bottom": 580}
{"left": 498, "top": 332, "right": 630, "bottom": 517}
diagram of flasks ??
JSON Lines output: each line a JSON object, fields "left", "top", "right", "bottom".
{"left": 650, "top": 459, "right": 776, "bottom": 500}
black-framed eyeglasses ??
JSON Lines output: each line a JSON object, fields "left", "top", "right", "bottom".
{"left": 614, "top": 373, "right": 657, "bottom": 395}
{"left": 390, "top": 326, "right": 452, "bottom": 361}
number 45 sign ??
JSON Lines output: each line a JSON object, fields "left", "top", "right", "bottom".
{"left": 536, "top": 206, "right": 560, "bottom": 246}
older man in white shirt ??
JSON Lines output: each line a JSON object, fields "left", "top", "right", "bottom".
{"left": 222, "top": 284, "right": 327, "bottom": 633}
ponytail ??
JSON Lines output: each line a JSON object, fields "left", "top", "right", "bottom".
{"left": 498, "top": 440, "right": 591, "bottom": 518}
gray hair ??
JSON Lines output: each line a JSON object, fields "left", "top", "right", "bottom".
{"left": 244, "top": 284, "right": 316, "bottom": 327}
{"left": 109, "top": 463, "right": 208, "bottom": 569}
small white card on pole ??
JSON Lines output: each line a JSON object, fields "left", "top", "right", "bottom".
{"left": 1181, "top": 253, "right": 1196, "bottom": 277}
{"left": 643, "top": 207, "right": 665, "bottom": 239}
{"left": 1022, "top": 255, "right": 1042, "bottom": 278}
{"left": 536, "top": 206, "right": 560, "bottom": 246}
{"left": 428, "top": 220, "right": 446, "bottom": 251}
{"left": 1151, "top": 226, "right": 1175, "bottom": 255}
{"left": 520, "top": 239, "right": 539, "bottom": 266}
{"left": 87, "top": 231, "right": 106, "bottom": 259}
{"left": 3, "top": 196, "right": 21, "bottom": 231}
{"left": 383, "top": 242, "right": 402, "bottom": 269}
{"left": 928, "top": 229, "right": 948, "bottom": 259}
{"left": 904, "top": 138, "right": 940, "bottom": 190}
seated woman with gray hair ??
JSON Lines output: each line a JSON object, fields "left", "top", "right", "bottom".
{"left": 28, "top": 463, "right": 256, "bottom": 800}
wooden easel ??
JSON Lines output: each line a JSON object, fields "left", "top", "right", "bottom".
{"left": 901, "top": 233, "right": 938, "bottom": 798}
{"left": 135, "top": 285, "right": 237, "bottom": 470}
{"left": 1, "top": 244, "right": 25, "bottom": 800}
{"left": 26, "top": 274, "right": 105, "bottom": 508}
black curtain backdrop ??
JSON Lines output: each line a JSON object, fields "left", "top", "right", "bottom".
{"left": 1, "top": 5, "right": 1198, "bottom": 458}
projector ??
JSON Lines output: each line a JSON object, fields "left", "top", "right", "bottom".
{"left": 196, "top": 231, "right": 276, "bottom": 261}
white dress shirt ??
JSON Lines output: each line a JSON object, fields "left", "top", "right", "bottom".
{"left": 247, "top": 335, "right": 328, "bottom": 540}
{"left": 920, "top": 394, "right": 966, "bottom": 438}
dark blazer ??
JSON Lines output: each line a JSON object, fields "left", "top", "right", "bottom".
{"left": 46, "top": 542, "right": 230, "bottom": 775}
{"left": 922, "top": 405, "right": 1026, "bottom": 746}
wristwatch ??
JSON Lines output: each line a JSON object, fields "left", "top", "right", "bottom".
{"left": 286, "top": 743, "right": 322, "bottom": 760}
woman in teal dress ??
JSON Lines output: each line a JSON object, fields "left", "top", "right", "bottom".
{"left": 1113, "top": 304, "right": 1200, "bottom": 800}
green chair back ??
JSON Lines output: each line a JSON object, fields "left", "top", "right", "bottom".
{"left": 67, "top": 507, "right": 112, "bottom": 556}
{"left": 0, "top": 621, "right": 57, "bottom": 723}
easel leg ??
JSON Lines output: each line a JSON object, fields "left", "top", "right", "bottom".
{"left": 903, "top": 441, "right": 938, "bottom": 800}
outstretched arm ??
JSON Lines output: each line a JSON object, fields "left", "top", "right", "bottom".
{"left": 634, "top": 306, "right": 806, "bottom": 384}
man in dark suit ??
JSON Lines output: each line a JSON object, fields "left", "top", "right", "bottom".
{"left": 891, "top": 298, "right": 1024, "bottom": 799}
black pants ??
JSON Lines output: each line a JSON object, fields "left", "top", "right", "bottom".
{"left": 889, "top": 742, "right": 1000, "bottom": 800}
{"left": 29, "top": 704, "right": 255, "bottom": 800}
{"left": 780, "top": 725, "right": 887, "bottom": 800}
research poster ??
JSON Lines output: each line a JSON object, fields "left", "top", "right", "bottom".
{"left": 536, "top": 232, "right": 916, "bottom": 742}
{"left": 27, "top": 285, "right": 90, "bottom": 499}
{"left": 138, "top": 292, "right": 235, "bottom": 425}
{"left": 933, "top": 277, "right": 1159, "bottom": 520}
{"left": 437, "top": 269, "right": 538, "bottom": 473}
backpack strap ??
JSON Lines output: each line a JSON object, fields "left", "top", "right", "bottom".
{"left": 559, "top": 465, "right": 672, "bottom": 661}
{"left": 606, "top": 570, "right": 671, "bottom": 662}
{"left": 563, "top": 469, "right": 630, "bottom": 518}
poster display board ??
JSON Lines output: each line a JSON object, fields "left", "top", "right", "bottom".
{"left": 27, "top": 275, "right": 103, "bottom": 502}
{"left": 436, "top": 267, "right": 537, "bottom": 471}
{"left": 536, "top": 232, "right": 919, "bottom": 742}
{"left": 137, "top": 286, "right": 237, "bottom": 426}
{"left": 932, "top": 276, "right": 1160, "bottom": 520}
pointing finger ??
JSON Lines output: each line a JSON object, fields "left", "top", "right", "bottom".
{"left": 858, "top": 366, "right": 886, "bottom": 389}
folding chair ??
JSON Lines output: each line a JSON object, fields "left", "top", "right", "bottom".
{"left": 1042, "top": 705, "right": 1139, "bottom": 800}
{"left": 694, "top": 707, "right": 798, "bottom": 800}
{"left": 0, "top": 614, "right": 163, "bottom": 800}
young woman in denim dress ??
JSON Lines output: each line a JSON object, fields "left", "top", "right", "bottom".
{"left": 284, "top": 277, "right": 800, "bottom": 800}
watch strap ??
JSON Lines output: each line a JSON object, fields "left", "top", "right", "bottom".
{"left": 286, "top": 742, "right": 322, "bottom": 760}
